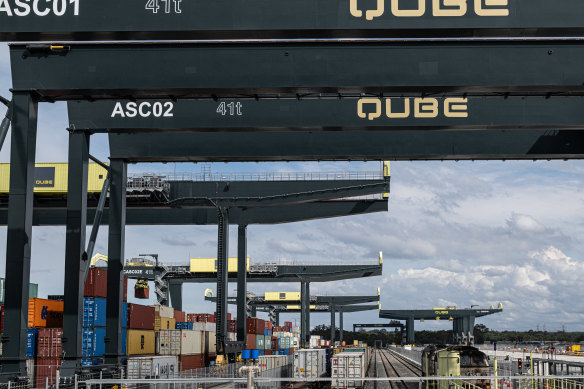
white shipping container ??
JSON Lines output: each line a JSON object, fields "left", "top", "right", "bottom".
{"left": 180, "top": 330, "right": 203, "bottom": 355}
{"left": 156, "top": 330, "right": 181, "bottom": 355}
{"left": 26, "top": 359, "right": 34, "bottom": 383}
{"left": 227, "top": 332, "right": 236, "bottom": 341}
{"left": 331, "top": 352, "right": 367, "bottom": 389}
{"left": 192, "top": 322, "right": 206, "bottom": 331}
{"left": 258, "top": 355, "right": 292, "bottom": 372}
{"left": 204, "top": 322, "right": 216, "bottom": 332}
{"left": 293, "top": 349, "right": 326, "bottom": 378}
{"left": 154, "top": 305, "right": 174, "bottom": 319}
{"left": 127, "top": 356, "right": 179, "bottom": 379}
{"left": 207, "top": 331, "right": 217, "bottom": 354}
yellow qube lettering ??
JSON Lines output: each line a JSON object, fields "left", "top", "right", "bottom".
{"left": 433, "top": 0, "right": 467, "bottom": 16}
{"left": 357, "top": 98, "right": 382, "bottom": 121}
{"left": 475, "top": 0, "right": 509, "bottom": 16}
{"left": 414, "top": 98, "right": 439, "bottom": 118}
{"left": 391, "top": 0, "right": 425, "bottom": 17}
{"left": 444, "top": 98, "right": 469, "bottom": 117}
{"left": 386, "top": 98, "right": 410, "bottom": 118}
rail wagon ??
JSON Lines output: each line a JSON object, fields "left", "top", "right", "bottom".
{"left": 189, "top": 257, "right": 250, "bottom": 273}
{"left": 422, "top": 345, "right": 490, "bottom": 389}
{"left": 0, "top": 163, "right": 108, "bottom": 194}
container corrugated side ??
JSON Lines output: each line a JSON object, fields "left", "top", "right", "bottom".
{"left": 294, "top": 349, "right": 327, "bottom": 378}
{"left": 154, "top": 317, "right": 176, "bottom": 331}
{"left": 154, "top": 305, "right": 174, "bottom": 319}
{"left": 126, "top": 330, "right": 155, "bottom": 355}
{"left": 331, "top": 351, "right": 367, "bottom": 389}
{"left": 37, "top": 328, "right": 63, "bottom": 358}
{"left": 126, "top": 356, "right": 178, "bottom": 379}
{"left": 180, "top": 330, "right": 202, "bottom": 355}
{"left": 83, "top": 297, "right": 107, "bottom": 327}
{"left": 127, "top": 303, "right": 155, "bottom": 330}
{"left": 156, "top": 330, "right": 181, "bottom": 356}
{"left": 82, "top": 328, "right": 106, "bottom": 357}
{"left": 28, "top": 298, "right": 63, "bottom": 328}
{"left": 84, "top": 267, "right": 107, "bottom": 298}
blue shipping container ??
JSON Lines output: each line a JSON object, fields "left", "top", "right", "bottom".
{"left": 81, "top": 358, "right": 105, "bottom": 367}
{"left": 82, "top": 328, "right": 106, "bottom": 357}
{"left": 122, "top": 302, "right": 128, "bottom": 328}
{"left": 83, "top": 298, "right": 107, "bottom": 327}
{"left": 176, "top": 322, "right": 194, "bottom": 330}
{"left": 26, "top": 328, "right": 38, "bottom": 358}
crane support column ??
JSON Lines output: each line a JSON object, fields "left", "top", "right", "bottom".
{"left": 169, "top": 282, "right": 183, "bottom": 311}
{"left": 339, "top": 308, "right": 344, "bottom": 344}
{"left": 216, "top": 208, "right": 229, "bottom": 354}
{"left": 62, "top": 131, "right": 90, "bottom": 375}
{"left": 0, "top": 92, "right": 38, "bottom": 378}
{"left": 406, "top": 317, "right": 415, "bottom": 345}
{"left": 105, "top": 160, "right": 127, "bottom": 364}
{"left": 301, "top": 281, "right": 310, "bottom": 347}
{"left": 237, "top": 225, "right": 247, "bottom": 342}
{"left": 0, "top": 98, "right": 12, "bottom": 151}
{"left": 330, "top": 307, "right": 336, "bottom": 343}
{"left": 274, "top": 312, "right": 280, "bottom": 327}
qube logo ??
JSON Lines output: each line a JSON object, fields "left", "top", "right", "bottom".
{"left": 41, "top": 306, "right": 48, "bottom": 320}
{"left": 350, "top": 0, "right": 509, "bottom": 20}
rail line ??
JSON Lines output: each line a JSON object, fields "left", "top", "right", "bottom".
{"left": 378, "top": 349, "right": 421, "bottom": 389}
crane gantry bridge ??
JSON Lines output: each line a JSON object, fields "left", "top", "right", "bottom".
{"left": 0, "top": 0, "right": 583, "bottom": 380}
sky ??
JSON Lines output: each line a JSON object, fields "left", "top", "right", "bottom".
{"left": 1, "top": 42, "right": 584, "bottom": 333}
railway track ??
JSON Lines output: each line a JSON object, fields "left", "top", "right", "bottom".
{"left": 378, "top": 349, "right": 421, "bottom": 389}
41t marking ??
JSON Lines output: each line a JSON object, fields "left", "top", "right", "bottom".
{"left": 216, "top": 102, "right": 243, "bottom": 116}
{"left": 145, "top": 0, "right": 182, "bottom": 14}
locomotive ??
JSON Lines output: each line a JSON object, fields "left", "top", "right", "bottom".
{"left": 421, "top": 345, "right": 490, "bottom": 389}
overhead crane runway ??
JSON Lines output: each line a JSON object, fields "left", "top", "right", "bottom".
{"left": 367, "top": 349, "right": 421, "bottom": 389}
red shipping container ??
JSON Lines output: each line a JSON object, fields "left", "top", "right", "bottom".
{"left": 37, "top": 328, "right": 63, "bottom": 358}
{"left": 186, "top": 314, "right": 195, "bottom": 323}
{"left": 284, "top": 321, "right": 292, "bottom": 327}
{"left": 271, "top": 337, "right": 278, "bottom": 350}
{"left": 265, "top": 321, "right": 272, "bottom": 330}
{"left": 213, "top": 312, "right": 231, "bottom": 321}
{"left": 179, "top": 354, "right": 205, "bottom": 371}
{"left": 227, "top": 320, "right": 237, "bottom": 333}
{"left": 245, "top": 334, "right": 256, "bottom": 350}
{"left": 127, "top": 303, "right": 155, "bottom": 330}
{"left": 246, "top": 318, "right": 263, "bottom": 335}
{"left": 36, "top": 358, "right": 61, "bottom": 388}
{"left": 84, "top": 267, "right": 107, "bottom": 298}
{"left": 174, "top": 310, "right": 185, "bottom": 322}
{"left": 265, "top": 350, "right": 272, "bottom": 355}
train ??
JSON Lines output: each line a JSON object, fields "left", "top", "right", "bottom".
{"left": 421, "top": 345, "right": 490, "bottom": 389}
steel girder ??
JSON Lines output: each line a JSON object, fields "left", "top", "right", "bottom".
{"left": 10, "top": 41, "right": 584, "bottom": 99}
{"left": 107, "top": 130, "right": 584, "bottom": 161}
{"left": 1, "top": 0, "right": 583, "bottom": 41}
{"left": 69, "top": 97, "right": 584, "bottom": 132}
{"left": 379, "top": 307, "right": 503, "bottom": 320}
{"left": 0, "top": 200, "right": 388, "bottom": 225}
{"left": 205, "top": 294, "right": 380, "bottom": 306}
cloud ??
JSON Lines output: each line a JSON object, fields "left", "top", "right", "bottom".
{"left": 161, "top": 235, "right": 197, "bottom": 247}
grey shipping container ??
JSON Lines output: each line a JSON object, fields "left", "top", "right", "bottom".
{"left": 294, "top": 349, "right": 327, "bottom": 378}
{"left": 156, "top": 330, "right": 181, "bottom": 356}
{"left": 0, "top": 278, "right": 38, "bottom": 304}
{"left": 331, "top": 351, "right": 367, "bottom": 389}
{"left": 126, "top": 356, "right": 178, "bottom": 379}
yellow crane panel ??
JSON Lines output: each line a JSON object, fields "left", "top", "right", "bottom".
{"left": 0, "top": 163, "right": 108, "bottom": 194}
{"left": 264, "top": 292, "right": 301, "bottom": 301}
{"left": 190, "top": 257, "right": 250, "bottom": 273}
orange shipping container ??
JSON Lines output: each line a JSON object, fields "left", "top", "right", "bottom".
{"left": 29, "top": 298, "right": 64, "bottom": 328}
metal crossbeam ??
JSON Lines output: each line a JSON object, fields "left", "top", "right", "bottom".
{"left": 108, "top": 130, "right": 584, "bottom": 161}
{"left": 0, "top": 0, "right": 582, "bottom": 41}
{"left": 69, "top": 97, "right": 584, "bottom": 132}
{"left": 0, "top": 200, "right": 388, "bottom": 225}
{"left": 10, "top": 41, "right": 584, "bottom": 99}
{"left": 379, "top": 307, "right": 502, "bottom": 320}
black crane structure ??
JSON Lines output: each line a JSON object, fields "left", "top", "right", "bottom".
{"left": 353, "top": 321, "right": 407, "bottom": 345}
{"left": 379, "top": 305, "right": 504, "bottom": 345}
{"left": 1, "top": 0, "right": 583, "bottom": 381}
{"left": 204, "top": 290, "right": 380, "bottom": 344}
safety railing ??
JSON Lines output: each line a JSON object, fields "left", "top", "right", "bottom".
{"left": 77, "top": 375, "right": 584, "bottom": 389}
{"left": 128, "top": 171, "right": 384, "bottom": 183}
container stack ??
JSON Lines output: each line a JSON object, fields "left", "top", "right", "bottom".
{"left": 127, "top": 303, "right": 156, "bottom": 356}
{"left": 82, "top": 267, "right": 128, "bottom": 366}
{"left": 28, "top": 298, "right": 64, "bottom": 388}
{"left": 245, "top": 318, "right": 296, "bottom": 356}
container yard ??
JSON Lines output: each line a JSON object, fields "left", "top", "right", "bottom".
{"left": 2, "top": 2, "right": 584, "bottom": 389}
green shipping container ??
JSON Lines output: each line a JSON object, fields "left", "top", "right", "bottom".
{"left": 0, "top": 278, "right": 38, "bottom": 304}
